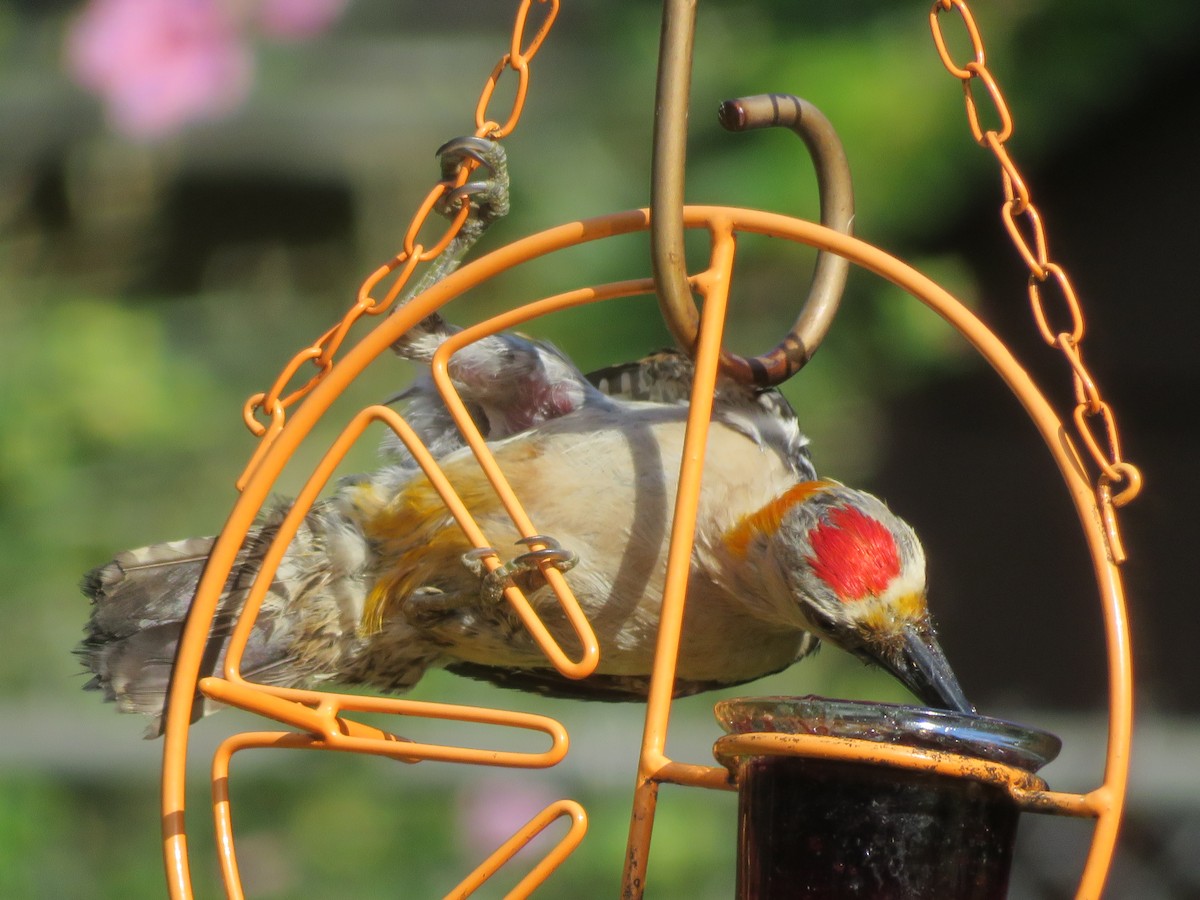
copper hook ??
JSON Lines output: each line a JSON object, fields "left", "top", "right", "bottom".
{"left": 650, "top": 42, "right": 855, "bottom": 387}
{"left": 649, "top": 0, "right": 698, "bottom": 372}
{"left": 714, "top": 94, "right": 854, "bottom": 385}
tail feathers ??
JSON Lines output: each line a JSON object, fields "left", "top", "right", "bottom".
{"left": 77, "top": 525, "right": 307, "bottom": 738}
{"left": 81, "top": 537, "right": 217, "bottom": 643}
{"left": 77, "top": 537, "right": 209, "bottom": 736}
{"left": 81, "top": 622, "right": 195, "bottom": 721}
{"left": 79, "top": 502, "right": 375, "bottom": 736}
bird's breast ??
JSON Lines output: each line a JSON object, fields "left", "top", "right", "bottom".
{"left": 354, "top": 404, "right": 807, "bottom": 682}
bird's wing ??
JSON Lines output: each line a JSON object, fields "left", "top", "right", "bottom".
{"left": 389, "top": 334, "right": 813, "bottom": 480}
{"left": 586, "top": 348, "right": 696, "bottom": 404}
{"left": 588, "top": 348, "right": 815, "bottom": 480}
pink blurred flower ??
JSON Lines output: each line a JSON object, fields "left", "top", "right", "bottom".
{"left": 256, "top": 0, "right": 349, "bottom": 40}
{"left": 457, "top": 778, "right": 558, "bottom": 862}
{"left": 66, "top": 0, "right": 252, "bottom": 140}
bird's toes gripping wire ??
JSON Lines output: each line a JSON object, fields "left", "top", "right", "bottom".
{"left": 462, "top": 535, "right": 579, "bottom": 606}
{"left": 390, "top": 136, "right": 510, "bottom": 358}
{"left": 435, "top": 135, "right": 510, "bottom": 227}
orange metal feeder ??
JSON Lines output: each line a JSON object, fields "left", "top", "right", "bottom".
{"left": 152, "top": 1, "right": 1138, "bottom": 897}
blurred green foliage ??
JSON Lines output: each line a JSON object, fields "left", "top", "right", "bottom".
{"left": 1, "top": 0, "right": 1195, "bottom": 896}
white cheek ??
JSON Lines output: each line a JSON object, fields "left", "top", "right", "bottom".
{"left": 879, "top": 565, "right": 926, "bottom": 610}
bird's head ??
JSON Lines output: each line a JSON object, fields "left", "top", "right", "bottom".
{"left": 724, "top": 480, "right": 974, "bottom": 714}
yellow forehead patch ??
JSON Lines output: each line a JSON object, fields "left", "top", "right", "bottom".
{"left": 859, "top": 591, "right": 928, "bottom": 634}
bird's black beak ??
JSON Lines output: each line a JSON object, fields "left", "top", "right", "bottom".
{"left": 878, "top": 624, "right": 975, "bottom": 715}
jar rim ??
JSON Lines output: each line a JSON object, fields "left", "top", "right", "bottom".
{"left": 715, "top": 695, "right": 1062, "bottom": 773}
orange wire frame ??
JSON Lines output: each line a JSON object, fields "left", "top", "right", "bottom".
{"left": 158, "top": 206, "right": 1130, "bottom": 899}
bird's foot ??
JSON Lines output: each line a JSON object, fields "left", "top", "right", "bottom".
{"left": 401, "top": 586, "right": 459, "bottom": 628}
{"left": 436, "top": 136, "right": 510, "bottom": 227}
{"left": 389, "top": 136, "right": 510, "bottom": 330}
{"left": 461, "top": 546, "right": 500, "bottom": 581}
{"left": 464, "top": 535, "right": 578, "bottom": 605}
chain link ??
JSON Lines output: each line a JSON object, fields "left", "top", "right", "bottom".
{"left": 929, "top": 0, "right": 1141, "bottom": 561}
{"left": 242, "top": 0, "right": 560, "bottom": 450}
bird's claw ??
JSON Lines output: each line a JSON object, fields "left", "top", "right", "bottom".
{"left": 461, "top": 546, "right": 499, "bottom": 580}
{"left": 471, "top": 535, "right": 578, "bottom": 605}
{"left": 436, "top": 136, "right": 506, "bottom": 178}
{"left": 435, "top": 136, "right": 510, "bottom": 225}
{"left": 390, "top": 136, "right": 510, "bottom": 333}
{"left": 445, "top": 178, "right": 503, "bottom": 207}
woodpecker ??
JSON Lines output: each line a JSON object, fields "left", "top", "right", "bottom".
{"left": 77, "top": 136, "right": 972, "bottom": 733}
{"left": 78, "top": 326, "right": 973, "bottom": 734}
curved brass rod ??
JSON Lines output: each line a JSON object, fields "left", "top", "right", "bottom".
{"left": 714, "top": 93, "right": 854, "bottom": 384}
{"left": 655, "top": 92, "right": 856, "bottom": 386}
{"left": 649, "top": 0, "right": 698, "bottom": 368}
{"left": 649, "top": 3, "right": 854, "bottom": 386}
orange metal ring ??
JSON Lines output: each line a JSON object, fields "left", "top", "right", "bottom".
{"left": 162, "top": 207, "right": 1131, "bottom": 900}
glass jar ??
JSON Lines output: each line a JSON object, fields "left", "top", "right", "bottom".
{"left": 715, "top": 696, "right": 1061, "bottom": 899}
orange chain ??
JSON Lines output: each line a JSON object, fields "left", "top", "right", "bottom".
{"left": 930, "top": 0, "right": 1142, "bottom": 561}
{"left": 238, "top": 0, "right": 560, "bottom": 485}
